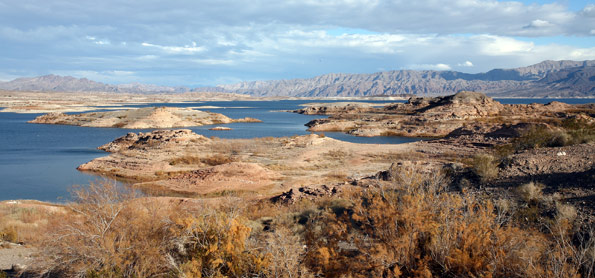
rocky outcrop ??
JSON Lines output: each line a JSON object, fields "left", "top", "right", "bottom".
{"left": 295, "top": 102, "right": 374, "bottom": 115}
{"left": 271, "top": 184, "right": 341, "bottom": 204}
{"left": 98, "top": 129, "right": 209, "bottom": 153}
{"left": 29, "top": 107, "right": 261, "bottom": 129}
{"left": 302, "top": 91, "right": 594, "bottom": 138}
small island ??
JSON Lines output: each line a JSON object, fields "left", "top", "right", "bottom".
{"left": 28, "top": 106, "right": 261, "bottom": 129}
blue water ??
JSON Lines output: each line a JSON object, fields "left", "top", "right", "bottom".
{"left": 0, "top": 98, "right": 593, "bottom": 201}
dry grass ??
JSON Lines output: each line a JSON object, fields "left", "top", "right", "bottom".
{"left": 0, "top": 201, "right": 64, "bottom": 245}
{"left": 168, "top": 155, "right": 202, "bottom": 165}
{"left": 323, "top": 170, "right": 349, "bottom": 182}
{"left": 323, "top": 149, "right": 350, "bottom": 160}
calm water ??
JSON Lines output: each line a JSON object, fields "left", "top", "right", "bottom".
{"left": 1, "top": 98, "right": 593, "bottom": 201}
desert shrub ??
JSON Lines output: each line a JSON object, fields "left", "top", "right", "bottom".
{"left": 201, "top": 153, "right": 236, "bottom": 166}
{"left": 562, "top": 117, "right": 595, "bottom": 144}
{"left": 516, "top": 181, "right": 545, "bottom": 203}
{"left": 37, "top": 181, "right": 274, "bottom": 278}
{"left": 514, "top": 125, "right": 559, "bottom": 150}
{"left": 511, "top": 119, "right": 594, "bottom": 151}
{"left": 303, "top": 165, "right": 585, "bottom": 277}
{"left": 471, "top": 154, "right": 499, "bottom": 182}
{"left": 556, "top": 203, "right": 577, "bottom": 223}
{"left": 39, "top": 181, "right": 177, "bottom": 277}
{"left": 257, "top": 226, "right": 314, "bottom": 278}
{"left": 0, "top": 226, "right": 18, "bottom": 243}
{"left": 171, "top": 209, "right": 270, "bottom": 278}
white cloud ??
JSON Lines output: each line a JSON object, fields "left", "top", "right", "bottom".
{"left": 476, "top": 35, "right": 535, "bottom": 55}
{"left": 409, "top": 63, "right": 452, "bottom": 71}
{"left": 526, "top": 19, "right": 553, "bottom": 28}
{"left": 141, "top": 42, "right": 206, "bottom": 55}
{"left": 0, "top": 0, "right": 594, "bottom": 86}
{"left": 191, "top": 59, "right": 235, "bottom": 65}
{"left": 458, "top": 61, "right": 474, "bottom": 67}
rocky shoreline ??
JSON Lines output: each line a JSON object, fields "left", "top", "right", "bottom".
{"left": 297, "top": 91, "right": 594, "bottom": 137}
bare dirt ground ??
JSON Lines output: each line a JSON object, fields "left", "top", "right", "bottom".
{"left": 77, "top": 131, "right": 414, "bottom": 198}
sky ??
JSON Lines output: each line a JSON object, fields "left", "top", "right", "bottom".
{"left": 0, "top": 0, "right": 594, "bottom": 87}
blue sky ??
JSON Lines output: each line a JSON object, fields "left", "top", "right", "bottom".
{"left": 0, "top": 0, "right": 594, "bottom": 87}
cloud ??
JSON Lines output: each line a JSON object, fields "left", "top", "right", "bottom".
{"left": 475, "top": 35, "right": 535, "bottom": 55}
{"left": 525, "top": 19, "right": 554, "bottom": 28}
{"left": 458, "top": 61, "right": 474, "bottom": 67}
{"left": 409, "top": 63, "right": 452, "bottom": 71}
{"left": 0, "top": 0, "right": 593, "bottom": 86}
{"left": 141, "top": 42, "right": 206, "bottom": 55}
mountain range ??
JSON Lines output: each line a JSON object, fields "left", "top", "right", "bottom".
{"left": 1, "top": 60, "right": 594, "bottom": 97}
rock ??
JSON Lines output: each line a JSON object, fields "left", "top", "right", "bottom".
{"left": 97, "top": 129, "right": 208, "bottom": 153}
{"left": 295, "top": 102, "right": 373, "bottom": 115}
{"left": 271, "top": 184, "right": 341, "bottom": 204}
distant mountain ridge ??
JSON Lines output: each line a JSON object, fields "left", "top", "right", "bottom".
{"left": 218, "top": 60, "right": 595, "bottom": 97}
{"left": 1, "top": 60, "right": 594, "bottom": 97}
{"left": 0, "top": 74, "right": 189, "bottom": 94}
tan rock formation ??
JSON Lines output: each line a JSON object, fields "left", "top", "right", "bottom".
{"left": 300, "top": 91, "right": 594, "bottom": 137}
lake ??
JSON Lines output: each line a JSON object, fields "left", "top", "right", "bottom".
{"left": 1, "top": 98, "right": 593, "bottom": 201}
